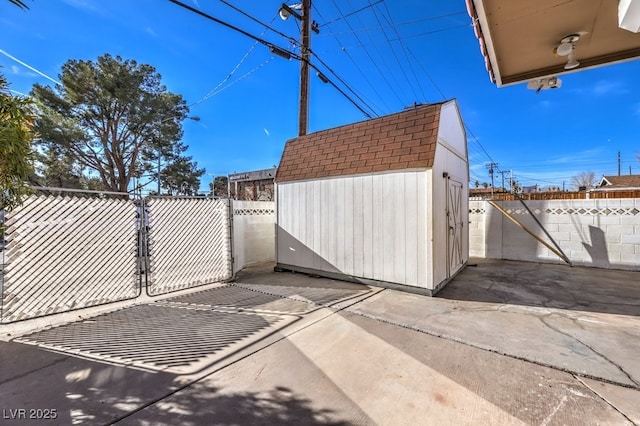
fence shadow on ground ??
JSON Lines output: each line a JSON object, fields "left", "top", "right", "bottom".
{"left": 15, "top": 301, "right": 294, "bottom": 376}
{"left": 438, "top": 259, "right": 640, "bottom": 317}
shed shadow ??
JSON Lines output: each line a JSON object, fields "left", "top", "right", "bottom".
{"left": 438, "top": 259, "right": 640, "bottom": 317}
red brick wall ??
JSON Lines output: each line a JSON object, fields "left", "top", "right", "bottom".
{"left": 276, "top": 103, "right": 442, "bottom": 183}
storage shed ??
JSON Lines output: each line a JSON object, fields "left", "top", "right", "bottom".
{"left": 275, "top": 100, "right": 468, "bottom": 295}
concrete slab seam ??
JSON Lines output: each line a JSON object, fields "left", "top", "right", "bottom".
{"left": 575, "top": 376, "right": 639, "bottom": 426}
{"left": 348, "top": 309, "right": 640, "bottom": 391}
{"left": 0, "top": 356, "right": 67, "bottom": 387}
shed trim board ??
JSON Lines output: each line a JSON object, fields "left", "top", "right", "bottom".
{"left": 275, "top": 100, "right": 469, "bottom": 294}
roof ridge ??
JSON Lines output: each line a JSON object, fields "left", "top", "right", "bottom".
{"left": 291, "top": 100, "right": 452, "bottom": 142}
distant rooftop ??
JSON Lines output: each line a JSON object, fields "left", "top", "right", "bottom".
{"left": 599, "top": 175, "right": 640, "bottom": 189}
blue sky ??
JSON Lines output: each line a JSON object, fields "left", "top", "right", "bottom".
{"left": 2, "top": 0, "right": 639, "bottom": 192}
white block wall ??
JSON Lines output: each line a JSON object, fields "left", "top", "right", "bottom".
{"left": 232, "top": 201, "right": 275, "bottom": 273}
{"left": 469, "top": 198, "right": 640, "bottom": 271}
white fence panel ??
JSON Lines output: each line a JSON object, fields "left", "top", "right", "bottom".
{"left": 147, "top": 198, "right": 232, "bottom": 295}
{"left": 1, "top": 195, "right": 138, "bottom": 323}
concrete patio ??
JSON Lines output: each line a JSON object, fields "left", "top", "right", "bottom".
{"left": 1, "top": 258, "right": 638, "bottom": 425}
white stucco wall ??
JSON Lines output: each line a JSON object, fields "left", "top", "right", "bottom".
{"left": 469, "top": 198, "right": 640, "bottom": 271}
{"left": 232, "top": 200, "right": 275, "bottom": 273}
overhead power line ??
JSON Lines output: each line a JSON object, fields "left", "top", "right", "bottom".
{"left": 308, "top": 47, "right": 379, "bottom": 118}
{"left": 312, "top": 3, "right": 389, "bottom": 114}
{"left": 216, "top": 0, "right": 376, "bottom": 117}
{"left": 168, "top": 0, "right": 372, "bottom": 118}
{"left": 320, "top": 0, "right": 383, "bottom": 27}
{"left": 328, "top": 0, "right": 404, "bottom": 105}
{"left": 189, "top": 10, "right": 279, "bottom": 108}
{"left": 168, "top": 0, "right": 277, "bottom": 50}
{"left": 317, "top": 13, "right": 468, "bottom": 39}
{"left": 375, "top": 1, "right": 426, "bottom": 102}
{"left": 396, "top": 23, "right": 471, "bottom": 40}
{"left": 191, "top": 57, "right": 275, "bottom": 106}
{"left": 366, "top": 2, "right": 420, "bottom": 102}
{"left": 218, "top": 0, "right": 298, "bottom": 47}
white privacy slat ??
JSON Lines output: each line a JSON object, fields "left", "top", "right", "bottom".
{"left": 147, "top": 198, "right": 232, "bottom": 296}
{"left": 1, "top": 195, "right": 138, "bottom": 323}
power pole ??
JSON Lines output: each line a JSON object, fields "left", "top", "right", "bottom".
{"left": 618, "top": 151, "right": 621, "bottom": 176}
{"left": 298, "top": 0, "right": 311, "bottom": 136}
{"left": 486, "top": 162, "right": 498, "bottom": 196}
{"left": 279, "top": 0, "right": 317, "bottom": 136}
{"left": 498, "top": 170, "right": 509, "bottom": 191}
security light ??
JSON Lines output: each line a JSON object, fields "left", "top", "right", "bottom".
{"left": 279, "top": 3, "right": 302, "bottom": 21}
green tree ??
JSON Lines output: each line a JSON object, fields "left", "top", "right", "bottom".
{"left": 0, "top": 73, "right": 34, "bottom": 211}
{"left": 32, "top": 146, "right": 104, "bottom": 189}
{"left": 32, "top": 54, "right": 190, "bottom": 193}
{"left": 209, "top": 176, "right": 228, "bottom": 197}
{"left": 159, "top": 156, "right": 204, "bottom": 196}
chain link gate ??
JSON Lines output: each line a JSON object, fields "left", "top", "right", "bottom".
{"left": 1, "top": 192, "right": 140, "bottom": 323}
{"left": 0, "top": 191, "right": 235, "bottom": 323}
{"left": 143, "top": 197, "right": 233, "bottom": 296}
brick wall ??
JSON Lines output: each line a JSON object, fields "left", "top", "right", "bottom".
{"left": 469, "top": 198, "right": 640, "bottom": 271}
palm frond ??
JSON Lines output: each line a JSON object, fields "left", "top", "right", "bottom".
{"left": 8, "top": 0, "right": 30, "bottom": 10}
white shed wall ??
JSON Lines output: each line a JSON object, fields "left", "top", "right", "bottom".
{"left": 430, "top": 101, "right": 470, "bottom": 285}
{"left": 277, "top": 170, "right": 431, "bottom": 288}
{"left": 438, "top": 101, "right": 468, "bottom": 162}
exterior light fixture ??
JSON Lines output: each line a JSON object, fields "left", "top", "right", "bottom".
{"left": 555, "top": 34, "right": 581, "bottom": 70}
{"left": 279, "top": 3, "right": 318, "bottom": 33}
{"left": 279, "top": 3, "right": 302, "bottom": 20}
{"left": 564, "top": 49, "right": 580, "bottom": 70}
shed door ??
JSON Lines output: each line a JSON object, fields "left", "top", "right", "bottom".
{"left": 446, "top": 178, "right": 464, "bottom": 278}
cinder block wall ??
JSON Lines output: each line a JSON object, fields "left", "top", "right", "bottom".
{"left": 469, "top": 198, "right": 640, "bottom": 271}
{"left": 232, "top": 201, "right": 276, "bottom": 273}
{"left": 469, "top": 198, "right": 487, "bottom": 258}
